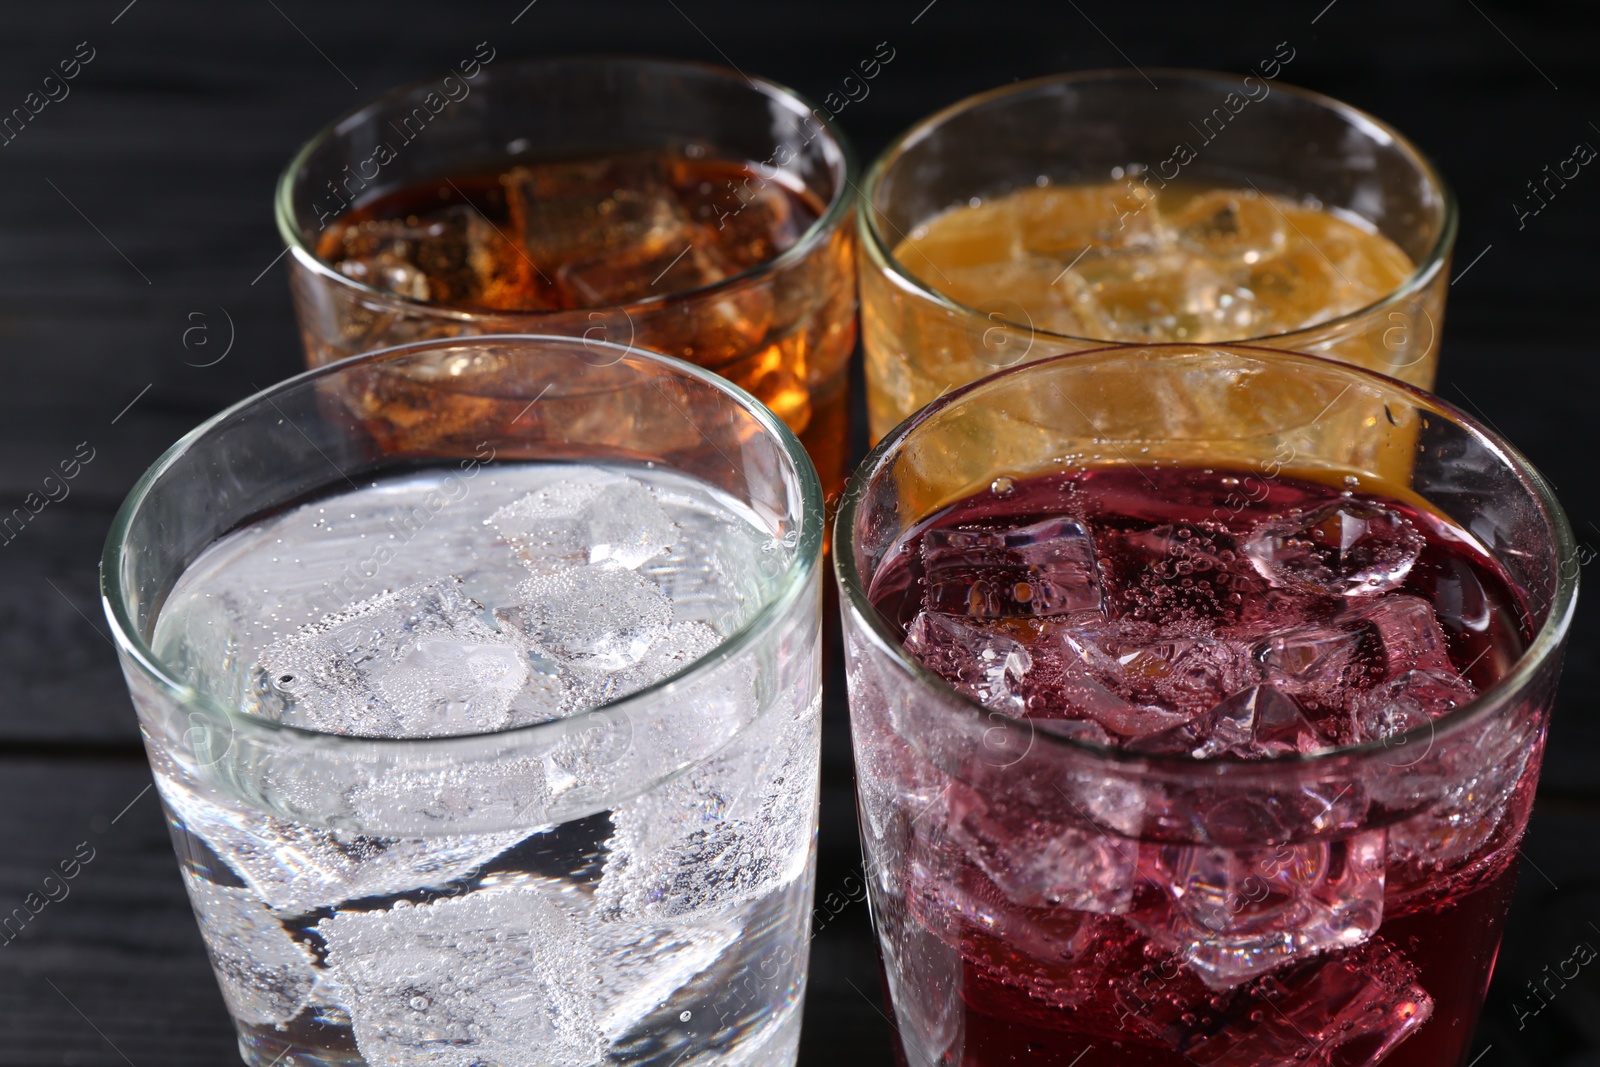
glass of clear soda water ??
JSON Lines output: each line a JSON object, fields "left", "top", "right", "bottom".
{"left": 836, "top": 344, "right": 1575, "bottom": 1067}
{"left": 102, "top": 335, "right": 824, "bottom": 1067}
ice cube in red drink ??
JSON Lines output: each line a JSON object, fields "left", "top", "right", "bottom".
{"left": 866, "top": 464, "right": 1532, "bottom": 1067}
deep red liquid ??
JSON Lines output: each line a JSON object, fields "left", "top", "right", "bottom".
{"left": 865, "top": 466, "right": 1537, "bottom": 1067}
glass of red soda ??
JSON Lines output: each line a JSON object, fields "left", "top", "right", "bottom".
{"left": 835, "top": 344, "right": 1577, "bottom": 1067}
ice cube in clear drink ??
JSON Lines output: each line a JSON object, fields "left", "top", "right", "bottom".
{"left": 257, "top": 578, "right": 530, "bottom": 738}
{"left": 160, "top": 776, "right": 529, "bottom": 915}
{"left": 499, "top": 563, "right": 673, "bottom": 673}
{"left": 317, "top": 887, "right": 604, "bottom": 1067}
{"left": 596, "top": 692, "right": 818, "bottom": 924}
{"left": 185, "top": 873, "right": 320, "bottom": 1026}
{"left": 489, "top": 477, "right": 679, "bottom": 574}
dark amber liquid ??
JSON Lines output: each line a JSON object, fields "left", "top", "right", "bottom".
{"left": 315, "top": 150, "right": 852, "bottom": 501}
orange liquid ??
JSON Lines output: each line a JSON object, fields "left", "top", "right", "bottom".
{"left": 892, "top": 183, "right": 1415, "bottom": 344}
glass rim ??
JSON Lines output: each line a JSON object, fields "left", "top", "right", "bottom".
{"left": 833, "top": 341, "right": 1577, "bottom": 777}
{"left": 101, "top": 332, "right": 825, "bottom": 755}
{"left": 273, "top": 54, "right": 857, "bottom": 323}
{"left": 858, "top": 66, "right": 1459, "bottom": 349}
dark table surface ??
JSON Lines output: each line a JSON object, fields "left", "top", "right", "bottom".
{"left": 1, "top": 1, "right": 1596, "bottom": 1064}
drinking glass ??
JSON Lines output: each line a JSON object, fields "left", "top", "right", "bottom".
{"left": 103, "top": 335, "right": 824, "bottom": 1067}
{"left": 858, "top": 69, "right": 1457, "bottom": 440}
{"left": 836, "top": 344, "right": 1574, "bottom": 1067}
{"left": 276, "top": 56, "right": 857, "bottom": 499}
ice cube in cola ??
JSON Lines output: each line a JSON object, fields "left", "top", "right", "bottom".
{"left": 866, "top": 465, "right": 1534, "bottom": 1067}
{"left": 309, "top": 147, "right": 856, "bottom": 500}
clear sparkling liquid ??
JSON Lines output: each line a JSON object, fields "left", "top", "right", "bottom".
{"left": 150, "top": 463, "right": 819, "bottom": 1067}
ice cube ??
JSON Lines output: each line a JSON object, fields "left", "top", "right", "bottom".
{"left": 1170, "top": 189, "right": 1290, "bottom": 267}
{"left": 329, "top": 206, "right": 540, "bottom": 311}
{"left": 505, "top": 156, "right": 681, "bottom": 266}
{"left": 905, "top": 808, "right": 1116, "bottom": 981}
{"left": 563, "top": 235, "right": 735, "bottom": 307}
{"left": 1071, "top": 247, "right": 1260, "bottom": 342}
{"left": 1244, "top": 501, "right": 1424, "bottom": 597}
{"left": 160, "top": 776, "right": 529, "bottom": 915}
{"left": 932, "top": 260, "right": 1096, "bottom": 339}
{"left": 1058, "top": 622, "right": 1260, "bottom": 715}
{"left": 1352, "top": 668, "right": 1476, "bottom": 743}
{"left": 1254, "top": 624, "right": 1366, "bottom": 706}
{"left": 596, "top": 692, "right": 819, "bottom": 923}
{"left": 488, "top": 476, "right": 679, "bottom": 573}
{"left": 1194, "top": 685, "right": 1329, "bottom": 759}
{"left": 587, "top": 913, "right": 740, "bottom": 1041}
{"left": 1185, "top": 942, "right": 1432, "bottom": 1066}
{"left": 904, "top": 612, "right": 1033, "bottom": 711}
{"left": 618, "top": 617, "right": 724, "bottom": 691}
{"left": 944, "top": 779, "right": 1134, "bottom": 913}
{"left": 1243, "top": 245, "right": 1342, "bottom": 336}
{"left": 922, "top": 516, "right": 1103, "bottom": 619}
{"left": 1131, "top": 829, "right": 1387, "bottom": 988}
{"left": 1341, "top": 594, "right": 1455, "bottom": 679}
{"left": 1387, "top": 738, "right": 1531, "bottom": 875}
{"left": 184, "top": 874, "right": 319, "bottom": 1026}
{"left": 499, "top": 563, "right": 673, "bottom": 673}
{"left": 528, "top": 621, "right": 730, "bottom": 812}
{"left": 256, "top": 578, "right": 530, "bottom": 738}
{"left": 1015, "top": 181, "right": 1162, "bottom": 259}
{"left": 1124, "top": 937, "right": 1432, "bottom": 1066}
{"left": 674, "top": 167, "right": 806, "bottom": 270}
{"left": 505, "top": 156, "right": 738, "bottom": 308}
{"left": 1054, "top": 674, "right": 1192, "bottom": 740}
{"left": 317, "top": 888, "right": 604, "bottom": 1067}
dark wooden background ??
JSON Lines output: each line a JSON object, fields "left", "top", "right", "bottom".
{"left": 1, "top": 1, "right": 1596, "bottom": 1064}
